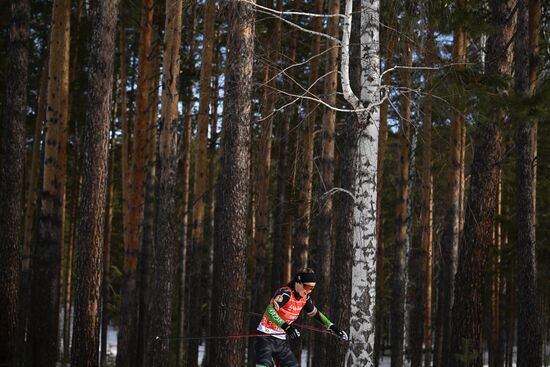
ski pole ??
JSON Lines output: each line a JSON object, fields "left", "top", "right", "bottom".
{"left": 155, "top": 332, "right": 286, "bottom": 341}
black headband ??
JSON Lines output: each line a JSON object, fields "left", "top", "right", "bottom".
{"left": 296, "top": 272, "right": 316, "bottom": 284}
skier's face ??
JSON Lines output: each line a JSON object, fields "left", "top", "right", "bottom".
{"left": 296, "top": 282, "right": 315, "bottom": 298}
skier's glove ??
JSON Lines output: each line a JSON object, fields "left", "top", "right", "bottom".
{"left": 281, "top": 323, "right": 300, "bottom": 340}
{"left": 329, "top": 325, "right": 348, "bottom": 340}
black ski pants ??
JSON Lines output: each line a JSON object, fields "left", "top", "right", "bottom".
{"left": 254, "top": 335, "right": 299, "bottom": 367}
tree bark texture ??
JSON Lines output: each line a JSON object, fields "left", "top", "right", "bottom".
{"left": 293, "top": 0, "right": 323, "bottom": 287}
{"left": 101, "top": 122, "right": 116, "bottom": 367}
{"left": 210, "top": 1, "right": 255, "bottom": 365}
{"left": 391, "top": 27, "right": 412, "bottom": 367}
{"left": 312, "top": 0, "right": 340, "bottom": 361}
{"left": 341, "top": 0, "right": 380, "bottom": 365}
{"left": 433, "top": 13, "right": 466, "bottom": 367}
{"left": 177, "top": 4, "right": 197, "bottom": 366}
{"left": 449, "top": 2, "right": 512, "bottom": 364}
{"left": 0, "top": 1, "right": 30, "bottom": 366}
{"left": 328, "top": 1, "right": 360, "bottom": 364}
{"left": 411, "top": 27, "right": 434, "bottom": 367}
{"left": 138, "top": 39, "right": 160, "bottom": 367}
{"left": 374, "top": 2, "right": 396, "bottom": 362}
{"left": 515, "top": 1, "right": 543, "bottom": 366}
{"left": 70, "top": 1, "right": 117, "bottom": 365}
{"left": 117, "top": 1, "right": 154, "bottom": 366}
{"left": 187, "top": 0, "right": 216, "bottom": 363}
{"left": 29, "top": 0, "right": 70, "bottom": 364}
{"left": 145, "top": 0, "right": 184, "bottom": 365}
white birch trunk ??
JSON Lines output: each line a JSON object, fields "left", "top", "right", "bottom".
{"left": 341, "top": 0, "right": 380, "bottom": 365}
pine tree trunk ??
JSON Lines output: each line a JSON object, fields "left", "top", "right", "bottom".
{"left": 177, "top": 4, "right": 197, "bottom": 365}
{"left": 145, "top": 0, "right": 184, "bottom": 365}
{"left": 449, "top": 2, "right": 512, "bottom": 365}
{"left": 138, "top": 37, "right": 160, "bottom": 367}
{"left": 250, "top": 1, "right": 281, "bottom": 362}
{"left": 0, "top": 1, "right": 30, "bottom": 366}
{"left": 341, "top": 0, "right": 380, "bottom": 364}
{"left": 187, "top": 0, "right": 216, "bottom": 363}
{"left": 515, "top": 1, "right": 543, "bottom": 365}
{"left": 391, "top": 27, "right": 412, "bottom": 367}
{"left": 70, "top": 1, "right": 117, "bottom": 365}
{"left": 293, "top": 0, "right": 322, "bottom": 284}
{"left": 210, "top": 1, "right": 255, "bottom": 364}
{"left": 328, "top": 2, "right": 361, "bottom": 364}
{"left": 312, "top": 0, "right": 340, "bottom": 361}
{"left": 29, "top": 0, "right": 71, "bottom": 364}
{"left": 101, "top": 120, "right": 116, "bottom": 367}
{"left": 119, "top": 0, "right": 130, "bottom": 253}
{"left": 272, "top": 14, "right": 298, "bottom": 288}
{"left": 411, "top": 27, "right": 434, "bottom": 367}
{"left": 63, "top": 170, "right": 80, "bottom": 365}
{"left": 374, "top": 2, "right": 396, "bottom": 362}
{"left": 433, "top": 13, "right": 466, "bottom": 367}
{"left": 117, "top": 0, "right": 154, "bottom": 365}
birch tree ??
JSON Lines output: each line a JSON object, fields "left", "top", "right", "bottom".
{"left": 341, "top": 0, "right": 380, "bottom": 365}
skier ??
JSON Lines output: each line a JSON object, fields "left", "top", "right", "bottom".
{"left": 254, "top": 268, "right": 348, "bottom": 367}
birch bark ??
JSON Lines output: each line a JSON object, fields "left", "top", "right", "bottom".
{"left": 341, "top": 0, "right": 380, "bottom": 365}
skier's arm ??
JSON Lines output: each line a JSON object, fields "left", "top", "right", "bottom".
{"left": 264, "top": 304, "right": 285, "bottom": 327}
{"left": 304, "top": 299, "right": 333, "bottom": 329}
{"left": 264, "top": 288, "right": 291, "bottom": 327}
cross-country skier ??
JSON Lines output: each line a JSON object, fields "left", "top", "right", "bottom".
{"left": 254, "top": 268, "right": 348, "bottom": 367}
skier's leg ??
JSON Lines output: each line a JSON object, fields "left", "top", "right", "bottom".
{"left": 274, "top": 342, "right": 299, "bottom": 367}
{"left": 254, "top": 337, "right": 275, "bottom": 367}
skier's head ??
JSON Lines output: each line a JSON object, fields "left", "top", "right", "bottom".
{"left": 293, "top": 268, "right": 316, "bottom": 297}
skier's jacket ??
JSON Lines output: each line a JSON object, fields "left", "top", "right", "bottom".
{"left": 257, "top": 285, "right": 331, "bottom": 340}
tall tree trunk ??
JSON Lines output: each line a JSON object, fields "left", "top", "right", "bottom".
{"left": 293, "top": 0, "right": 323, "bottom": 278}
{"left": 138, "top": 36, "right": 160, "bottom": 367}
{"left": 272, "top": 10, "right": 298, "bottom": 288}
{"left": 210, "top": 1, "right": 255, "bottom": 365}
{"left": 101, "top": 119, "right": 116, "bottom": 367}
{"left": 70, "top": 1, "right": 116, "bottom": 365}
{"left": 328, "top": 1, "right": 361, "bottom": 364}
{"left": 340, "top": 0, "right": 380, "bottom": 364}
{"left": 63, "top": 168, "right": 80, "bottom": 365}
{"left": 489, "top": 171, "right": 503, "bottom": 367}
{"left": 117, "top": 0, "right": 154, "bottom": 365}
{"left": 515, "top": 0, "right": 543, "bottom": 366}
{"left": 20, "top": 57, "right": 47, "bottom": 363}
{"left": 250, "top": 1, "right": 281, "bottom": 363}
{"left": 374, "top": 1, "right": 396, "bottom": 362}
{"left": 29, "top": 0, "right": 71, "bottom": 364}
{"left": 411, "top": 27, "right": 434, "bottom": 367}
{"left": 391, "top": 25, "right": 413, "bottom": 367}
{"left": 313, "top": 0, "right": 340, "bottom": 361}
{"left": 145, "top": 0, "right": 184, "bottom": 365}
{"left": 449, "top": 1, "right": 512, "bottom": 365}
{"left": 0, "top": 1, "right": 30, "bottom": 366}
{"left": 119, "top": 0, "right": 130, "bottom": 254}
{"left": 433, "top": 6, "right": 466, "bottom": 365}
{"left": 177, "top": 3, "right": 197, "bottom": 366}
{"left": 187, "top": 0, "right": 216, "bottom": 363}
